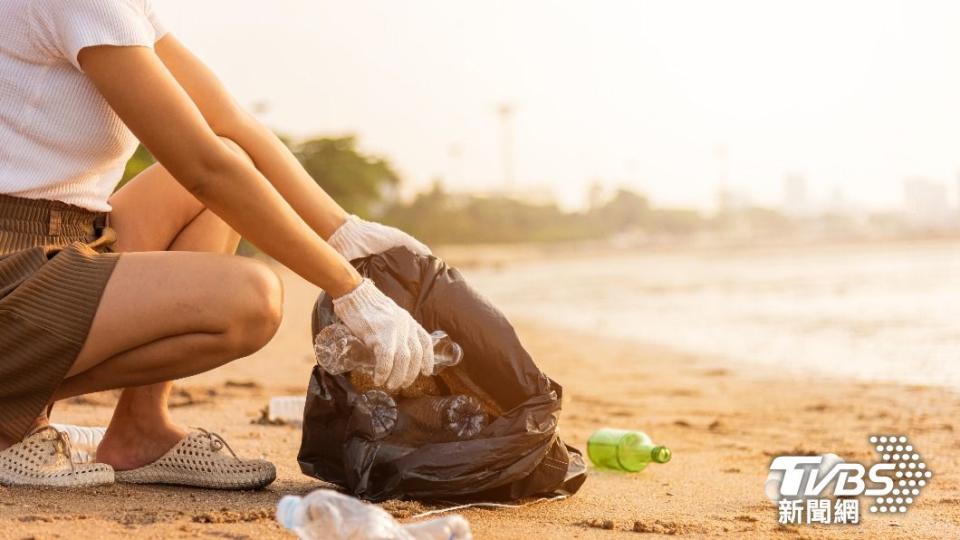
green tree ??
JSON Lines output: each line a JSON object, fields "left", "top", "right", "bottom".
{"left": 292, "top": 136, "right": 400, "bottom": 217}
{"left": 383, "top": 183, "right": 599, "bottom": 245}
{"left": 590, "top": 188, "right": 651, "bottom": 232}
{"left": 117, "top": 136, "right": 401, "bottom": 255}
{"left": 118, "top": 136, "right": 400, "bottom": 219}
{"left": 117, "top": 144, "right": 155, "bottom": 190}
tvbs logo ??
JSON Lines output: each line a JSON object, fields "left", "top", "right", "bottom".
{"left": 770, "top": 435, "right": 932, "bottom": 515}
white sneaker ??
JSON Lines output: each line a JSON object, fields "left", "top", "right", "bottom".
{"left": 0, "top": 427, "right": 114, "bottom": 487}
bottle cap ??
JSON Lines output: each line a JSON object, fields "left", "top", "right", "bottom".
{"left": 276, "top": 496, "right": 304, "bottom": 530}
{"left": 652, "top": 446, "right": 672, "bottom": 463}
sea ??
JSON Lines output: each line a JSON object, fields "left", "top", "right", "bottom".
{"left": 461, "top": 240, "right": 960, "bottom": 388}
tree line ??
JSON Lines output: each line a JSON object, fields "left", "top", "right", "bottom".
{"left": 120, "top": 135, "right": 740, "bottom": 246}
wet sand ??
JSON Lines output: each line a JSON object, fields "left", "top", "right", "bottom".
{"left": 2, "top": 264, "right": 959, "bottom": 539}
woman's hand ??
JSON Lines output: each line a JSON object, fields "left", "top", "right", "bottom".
{"left": 332, "top": 278, "right": 435, "bottom": 390}
{"left": 328, "top": 215, "right": 431, "bottom": 261}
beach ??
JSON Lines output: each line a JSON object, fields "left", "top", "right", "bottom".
{"left": 3, "top": 247, "right": 960, "bottom": 539}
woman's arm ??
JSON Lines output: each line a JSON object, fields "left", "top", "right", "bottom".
{"left": 153, "top": 36, "right": 431, "bottom": 261}
{"left": 154, "top": 35, "right": 347, "bottom": 239}
{"left": 79, "top": 44, "right": 359, "bottom": 297}
{"left": 79, "top": 43, "right": 434, "bottom": 389}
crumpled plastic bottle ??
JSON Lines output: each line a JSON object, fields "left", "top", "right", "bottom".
{"left": 277, "top": 489, "right": 472, "bottom": 540}
{"left": 314, "top": 324, "right": 463, "bottom": 377}
{"left": 350, "top": 391, "right": 487, "bottom": 441}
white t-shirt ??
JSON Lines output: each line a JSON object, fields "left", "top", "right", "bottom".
{"left": 0, "top": 0, "right": 167, "bottom": 212}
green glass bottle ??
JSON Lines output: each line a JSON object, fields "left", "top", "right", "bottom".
{"left": 587, "top": 429, "right": 672, "bottom": 472}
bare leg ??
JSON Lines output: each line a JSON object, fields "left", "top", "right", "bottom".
{"left": 57, "top": 251, "right": 281, "bottom": 468}
{"left": 96, "top": 209, "right": 243, "bottom": 467}
{"left": 54, "top": 138, "right": 277, "bottom": 470}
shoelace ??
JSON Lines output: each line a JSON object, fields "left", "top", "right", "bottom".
{"left": 31, "top": 426, "right": 77, "bottom": 473}
{"left": 194, "top": 428, "right": 240, "bottom": 461}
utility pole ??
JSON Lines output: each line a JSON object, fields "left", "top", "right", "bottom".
{"left": 496, "top": 103, "right": 515, "bottom": 189}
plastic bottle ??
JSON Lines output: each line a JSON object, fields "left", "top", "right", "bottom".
{"left": 314, "top": 324, "right": 464, "bottom": 377}
{"left": 268, "top": 396, "right": 307, "bottom": 425}
{"left": 51, "top": 424, "right": 105, "bottom": 464}
{"left": 401, "top": 395, "right": 487, "bottom": 440}
{"left": 587, "top": 429, "right": 671, "bottom": 472}
{"left": 401, "top": 516, "right": 473, "bottom": 540}
{"left": 277, "top": 489, "right": 472, "bottom": 540}
{"left": 353, "top": 389, "right": 399, "bottom": 439}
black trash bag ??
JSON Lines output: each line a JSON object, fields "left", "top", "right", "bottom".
{"left": 297, "top": 246, "right": 586, "bottom": 502}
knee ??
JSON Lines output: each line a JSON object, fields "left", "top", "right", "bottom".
{"left": 224, "top": 261, "right": 284, "bottom": 356}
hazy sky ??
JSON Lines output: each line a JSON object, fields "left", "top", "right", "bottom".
{"left": 159, "top": 0, "right": 960, "bottom": 210}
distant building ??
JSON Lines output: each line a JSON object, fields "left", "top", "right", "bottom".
{"left": 903, "top": 178, "right": 951, "bottom": 229}
{"left": 782, "top": 174, "right": 809, "bottom": 218}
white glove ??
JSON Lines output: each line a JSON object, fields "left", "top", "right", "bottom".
{"left": 328, "top": 215, "right": 431, "bottom": 261}
{"left": 332, "top": 278, "right": 435, "bottom": 390}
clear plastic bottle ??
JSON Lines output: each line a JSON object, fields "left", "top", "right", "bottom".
{"left": 277, "top": 489, "right": 472, "bottom": 540}
{"left": 353, "top": 389, "right": 399, "bottom": 439}
{"left": 314, "top": 324, "right": 464, "bottom": 377}
{"left": 51, "top": 424, "right": 105, "bottom": 464}
{"left": 268, "top": 396, "right": 307, "bottom": 425}
{"left": 401, "top": 395, "right": 487, "bottom": 440}
{"left": 587, "top": 428, "right": 671, "bottom": 472}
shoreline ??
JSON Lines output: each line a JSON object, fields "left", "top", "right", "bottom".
{"left": 447, "top": 241, "right": 960, "bottom": 391}
{"left": 435, "top": 236, "right": 960, "bottom": 271}
{"left": 2, "top": 266, "right": 958, "bottom": 539}
{"left": 487, "top": 316, "right": 960, "bottom": 393}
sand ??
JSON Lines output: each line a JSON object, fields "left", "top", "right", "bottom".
{"left": 2, "top": 263, "right": 959, "bottom": 539}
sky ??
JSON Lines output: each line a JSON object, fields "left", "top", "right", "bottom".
{"left": 159, "top": 0, "right": 960, "bottom": 211}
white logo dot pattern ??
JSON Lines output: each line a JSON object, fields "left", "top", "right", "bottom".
{"left": 867, "top": 435, "right": 932, "bottom": 513}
